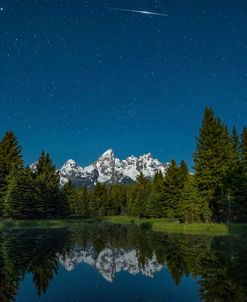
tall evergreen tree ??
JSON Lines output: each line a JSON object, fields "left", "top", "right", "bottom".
{"left": 33, "top": 152, "right": 61, "bottom": 217}
{"left": 131, "top": 172, "right": 151, "bottom": 217}
{"left": 224, "top": 162, "right": 247, "bottom": 222}
{"left": 162, "top": 160, "right": 188, "bottom": 219}
{"left": 127, "top": 185, "right": 138, "bottom": 215}
{"left": 3, "top": 168, "right": 41, "bottom": 219}
{"left": 228, "top": 127, "right": 247, "bottom": 221}
{"left": 241, "top": 127, "right": 247, "bottom": 164}
{"left": 232, "top": 127, "right": 241, "bottom": 158}
{"left": 178, "top": 160, "right": 189, "bottom": 182}
{"left": 178, "top": 175, "right": 210, "bottom": 223}
{"left": 145, "top": 190, "right": 164, "bottom": 218}
{"left": 0, "top": 132, "right": 23, "bottom": 216}
{"left": 193, "top": 107, "right": 235, "bottom": 221}
{"left": 153, "top": 171, "right": 165, "bottom": 191}
{"left": 162, "top": 160, "right": 178, "bottom": 218}
{"left": 108, "top": 185, "right": 128, "bottom": 215}
{"left": 77, "top": 187, "right": 90, "bottom": 217}
{"left": 222, "top": 127, "right": 245, "bottom": 222}
{"left": 145, "top": 171, "right": 165, "bottom": 217}
{"left": 60, "top": 180, "right": 75, "bottom": 217}
{"left": 89, "top": 183, "right": 108, "bottom": 217}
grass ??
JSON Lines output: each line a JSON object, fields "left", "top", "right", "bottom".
{"left": 152, "top": 222, "right": 228, "bottom": 235}
{"left": 0, "top": 218, "right": 99, "bottom": 230}
{"left": 103, "top": 216, "right": 247, "bottom": 236}
{"left": 0, "top": 216, "right": 246, "bottom": 236}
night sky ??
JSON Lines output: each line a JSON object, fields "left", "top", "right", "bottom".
{"left": 1, "top": 1, "right": 247, "bottom": 168}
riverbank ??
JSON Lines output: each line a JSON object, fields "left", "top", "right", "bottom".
{"left": 0, "top": 216, "right": 247, "bottom": 235}
{"left": 0, "top": 218, "right": 98, "bottom": 230}
{"left": 103, "top": 216, "right": 247, "bottom": 235}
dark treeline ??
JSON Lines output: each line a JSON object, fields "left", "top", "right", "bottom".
{"left": 0, "top": 107, "right": 247, "bottom": 222}
{"left": 0, "top": 224, "right": 247, "bottom": 301}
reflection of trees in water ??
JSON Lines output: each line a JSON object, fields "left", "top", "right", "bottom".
{"left": 0, "top": 267, "right": 19, "bottom": 302}
{"left": 197, "top": 235, "right": 247, "bottom": 302}
{"left": 0, "top": 232, "right": 21, "bottom": 302}
{"left": 0, "top": 228, "right": 71, "bottom": 301}
{"left": 32, "top": 256, "right": 59, "bottom": 297}
{"left": 0, "top": 224, "right": 247, "bottom": 301}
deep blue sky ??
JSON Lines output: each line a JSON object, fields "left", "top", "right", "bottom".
{"left": 1, "top": 0, "right": 247, "bottom": 168}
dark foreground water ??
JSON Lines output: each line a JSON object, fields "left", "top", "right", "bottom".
{"left": 0, "top": 223, "right": 246, "bottom": 302}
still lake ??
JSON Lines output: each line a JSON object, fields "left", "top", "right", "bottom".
{"left": 0, "top": 222, "right": 246, "bottom": 302}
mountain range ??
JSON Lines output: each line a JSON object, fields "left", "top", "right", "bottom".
{"left": 59, "top": 245, "right": 164, "bottom": 282}
{"left": 31, "top": 149, "right": 169, "bottom": 187}
{"left": 58, "top": 149, "right": 169, "bottom": 187}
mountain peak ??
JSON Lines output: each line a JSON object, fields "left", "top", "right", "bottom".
{"left": 61, "top": 159, "right": 79, "bottom": 170}
{"left": 65, "top": 159, "right": 77, "bottom": 165}
{"left": 55, "top": 150, "right": 169, "bottom": 187}
{"left": 141, "top": 153, "right": 153, "bottom": 159}
{"left": 100, "top": 149, "right": 115, "bottom": 158}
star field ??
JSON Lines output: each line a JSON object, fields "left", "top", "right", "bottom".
{"left": 0, "top": 0, "right": 247, "bottom": 167}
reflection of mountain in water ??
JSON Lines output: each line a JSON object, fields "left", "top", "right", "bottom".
{"left": 1, "top": 225, "right": 247, "bottom": 302}
{"left": 59, "top": 245, "right": 164, "bottom": 282}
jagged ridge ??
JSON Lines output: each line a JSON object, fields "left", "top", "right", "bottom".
{"left": 59, "top": 149, "right": 169, "bottom": 187}
{"left": 59, "top": 245, "right": 164, "bottom": 282}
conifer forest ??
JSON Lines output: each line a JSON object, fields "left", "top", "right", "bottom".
{"left": 1, "top": 107, "right": 247, "bottom": 223}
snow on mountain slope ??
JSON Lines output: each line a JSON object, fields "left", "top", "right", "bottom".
{"left": 31, "top": 149, "right": 169, "bottom": 187}
{"left": 95, "top": 149, "right": 116, "bottom": 183}
{"left": 122, "top": 153, "right": 168, "bottom": 180}
{"left": 59, "top": 149, "right": 169, "bottom": 187}
{"left": 59, "top": 245, "right": 164, "bottom": 282}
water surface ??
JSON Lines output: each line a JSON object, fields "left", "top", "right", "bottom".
{"left": 0, "top": 223, "right": 246, "bottom": 301}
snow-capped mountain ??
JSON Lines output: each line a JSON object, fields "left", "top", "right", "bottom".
{"left": 59, "top": 245, "right": 164, "bottom": 282}
{"left": 59, "top": 159, "right": 99, "bottom": 187}
{"left": 59, "top": 149, "right": 169, "bottom": 187}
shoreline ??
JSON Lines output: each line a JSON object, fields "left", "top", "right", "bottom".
{"left": 0, "top": 216, "right": 247, "bottom": 235}
{"left": 103, "top": 216, "right": 247, "bottom": 236}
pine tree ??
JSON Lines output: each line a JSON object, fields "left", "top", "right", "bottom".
{"left": 131, "top": 172, "right": 151, "bottom": 217}
{"left": 153, "top": 171, "right": 165, "bottom": 191}
{"left": 145, "top": 171, "right": 165, "bottom": 217}
{"left": 77, "top": 187, "right": 90, "bottom": 217}
{"left": 232, "top": 127, "right": 241, "bottom": 158}
{"left": 131, "top": 189, "right": 147, "bottom": 217}
{"left": 89, "top": 183, "right": 108, "bottom": 217}
{"left": 33, "top": 152, "right": 60, "bottom": 218}
{"left": 241, "top": 127, "right": 247, "bottom": 165}
{"left": 3, "top": 168, "right": 41, "bottom": 219}
{"left": 127, "top": 185, "right": 138, "bottom": 215}
{"left": 222, "top": 127, "right": 244, "bottom": 222}
{"left": 145, "top": 190, "right": 164, "bottom": 218}
{"left": 162, "top": 160, "right": 178, "bottom": 218}
{"left": 193, "top": 107, "right": 235, "bottom": 221}
{"left": 162, "top": 160, "right": 188, "bottom": 219}
{"left": 108, "top": 185, "right": 128, "bottom": 215}
{"left": 178, "top": 175, "right": 210, "bottom": 223}
{"left": 0, "top": 132, "right": 23, "bottom": 216}
{"left": 224, "top": 163, "right": 247, "bottom": 222}
{"left": 178, "top": 160, "right": 189, "bottom": 182}
{"left": 60, "top": 180, "right": 75, "bottom": 217}
{"left": 136, "top": 172, "right": 150, "bottom": 189}
{"left": 229, "top": 127, "right": 247, "bottom": 222}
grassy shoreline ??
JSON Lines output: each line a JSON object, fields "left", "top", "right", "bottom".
{"left": 0, "top": 218, "right": 98, "bottom": 230}
{"left": 103, "top": 216, "right": 247, "bottom": 235}
{"left": 0, "top": 216, "right": 247, "bottom": 235}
